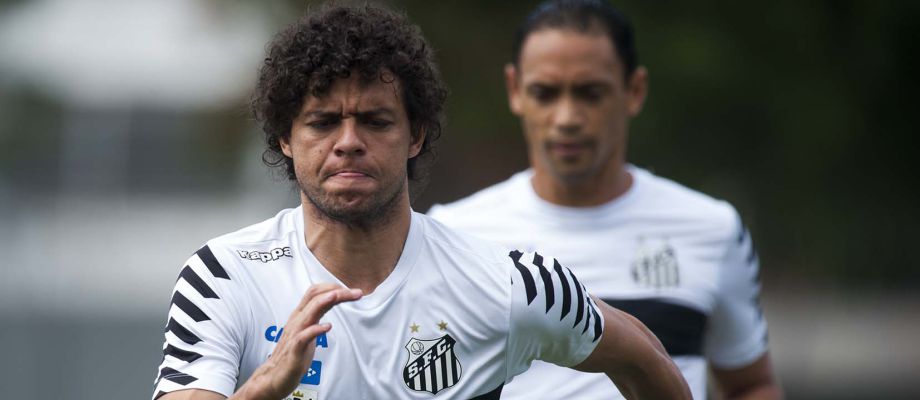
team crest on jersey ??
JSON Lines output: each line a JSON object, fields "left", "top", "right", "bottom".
{"left": 402, "top": 334, "right": 462, "bottom": 395}
{"left": 283, "top": 387, "right": 318, "bottom": 400}
{"left": 631, "top": 237, "right": 681, "bottom": 288}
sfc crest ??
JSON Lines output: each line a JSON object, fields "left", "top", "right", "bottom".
{"left": 402, "top": 334, "right": 462, "bottom": 394}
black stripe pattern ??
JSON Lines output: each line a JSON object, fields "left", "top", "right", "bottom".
{"left": 178, "top": 266, "right": 219, "bottom": 299}
{"left": 736, "top": 221, "right": 766, "bottom": 325}
{"left": 164, "top": 344, "right": 202, "bottom": 363}
{"left": 510, "top": 250, "right": 537, "bottom": 305}
{"left": 171, "top": 291, "right": 210, "bottom": 322}
{"left": 157, "top": 367, "right": 198, "bottom": 385}
{"left": 196, "top": 245, "right": 230, "bottom": 280}
{"left": 553, "top": 260, "right": 572, "bottom": 320}
{"left": 532, "top": 253, "right": 555, "bottom": 313}
{"left": 165, "top": 317, "right": 201, "bottom": 345}
{"left": 155, "top": 248, "right": 233, "bottom": 397}
{"left": 508, "top": 251, "right": 603, "bottom": 343}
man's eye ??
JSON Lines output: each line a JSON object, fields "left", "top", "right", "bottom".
{"left": 574, "top": 87, "right": 606, "bottom": 103}
{"left": 364, "top": 119, "right": 392, "bottom": 130}
{"left": 308, "top": 118, "right": 338, "bottom": 130}
{"left": 527, "top": 86, "right": 559, "bottom": 103}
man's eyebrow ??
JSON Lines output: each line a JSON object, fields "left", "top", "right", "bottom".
{"left": 574, "top": 81, "right": 614, "bottom": 89}
{"left": 351, "top": 108, "right": 397, "bottom": 118}
{"left": 302, "top": 110, "right": 341, "bottom": 119}
{"left": 302, "top": 108, "right": 396, "bottom": 118}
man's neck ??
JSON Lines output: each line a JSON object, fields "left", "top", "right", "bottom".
{"left": 531, "top": 161, "right": 632, "bottom": 207}
{"left": 301, "top": 193, "right": 412, "bottom": 295}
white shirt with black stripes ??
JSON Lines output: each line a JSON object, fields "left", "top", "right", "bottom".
{"left": 428, "top": 166, "right": 770, "bottom": 400}
{"left": 153, "top": 208, "right": 603, "bottom": 400}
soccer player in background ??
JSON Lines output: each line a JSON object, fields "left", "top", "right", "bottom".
{"left": 153, "top": 3, "right": 691, "bottom": 399}
{"left": 429, "top": 0, "right": 782, "bottom": 399}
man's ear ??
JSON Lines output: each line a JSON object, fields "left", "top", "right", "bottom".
{"left": 626, "top": 66, "right": 649, "bottom": 117}
{"left": 408, "top": 127, "right": 426, "bottom": 158}
{"left": 505, "top": 63, "right": 523, "bottom": 116}
{"left": 280, "top": 134, "right": 293, "bottom": 158}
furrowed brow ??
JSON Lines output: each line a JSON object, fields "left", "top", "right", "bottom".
{"left": 351, "top": 108, "right": 396, "bottom": 119}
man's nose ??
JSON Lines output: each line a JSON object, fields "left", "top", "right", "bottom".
{"left": 333, "top": 118, "right": 367, "bottom": 157}
{"left": 553, "top": 96, "right": 583, "bottom": 135}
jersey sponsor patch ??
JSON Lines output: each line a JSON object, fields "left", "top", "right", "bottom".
{"left": 402, "top": 334, "right": 462, "bottom": 395}
{"left": 300, "top": 360, "right": 322, "bottom": 385}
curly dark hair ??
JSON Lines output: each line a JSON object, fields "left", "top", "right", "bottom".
{"left": 251, "top": 3, "right": 447, "bottom": 199}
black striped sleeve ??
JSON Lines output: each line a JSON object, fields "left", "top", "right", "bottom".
{"left": 589, "top": 297, "right": 603, "bottom": 342}
{"left": 567, "top": 268, "right": 585, "bottom": 328}
{"left": 155, "top": 248, "right": 244, "bottom": 400}
{"left": 157, "top": 367, "right": 198, "bottom": 385}
{"left": 532, "top": 253, "right": 555, "bottom": 313}
{"left": 164, "top": 344, "right": 203, "bottom": 363}
{"left": 506, "top": 251, "right": 606, "bottom": 373}
{"left": 170, "top": 291, "right": 210, "bottom": 322}
{"left": 165, "top": 317, "right": 201, "bottom": 345}
{"left": 581, "top": 286, "right": 594, "bottom": 335}
{"left": 553, "top": 259, "right": 572, "bottom": 320}
{"left": 196, "top": 245, "right": 230, "bottom": 280}
{"left": 178, "top": 266, "right": 220, "bottom": 299}
{"left": 509, "top": 250, "right": 537, "bottom": 305}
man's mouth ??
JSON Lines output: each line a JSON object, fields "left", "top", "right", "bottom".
{"left": 547, "top": 141, "right": 590, "bottom": 157}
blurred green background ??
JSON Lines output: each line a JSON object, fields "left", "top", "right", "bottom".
{"left": 0, "top": 1, "right": 917, "bottom": 399}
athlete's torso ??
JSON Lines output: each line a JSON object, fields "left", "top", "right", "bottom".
{"left": 430, "top": 167, "right": 767, "bottom": 400}
{"left": 155, "top": 207, "right": 604, "bottom": 400}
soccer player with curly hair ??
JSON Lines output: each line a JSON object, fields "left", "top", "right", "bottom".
{"left": 153, "top": 3, "right": 690, "bottom": 399}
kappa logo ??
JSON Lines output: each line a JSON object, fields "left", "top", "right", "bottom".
{"left": 238, "top": 247, "right": 292, "bottom": 263}
{"left": 631, "top": 237, "right": 680, "bottom": 288}
{"left": 402, "top": 334, "right": 462, "bottom": 395}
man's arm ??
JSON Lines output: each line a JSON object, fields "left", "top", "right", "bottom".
{"left": 712, "top": 354, "right": 782, "bottom": 400}
{"left": 158, "top": 389, "right": 225, "bottom": 400}
{"left": 573, "top": 299, "right": 692, "bottom": 399}
{"left": 158, "top": 284, "right": 362, "bottom": 400}
{"left": 706, "top": 215, "right": 782, "bottom": 399}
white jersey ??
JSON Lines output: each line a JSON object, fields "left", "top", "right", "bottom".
{"left": 153, "top": 207, "right": 604, "bottom": 400}
{"left": 429, "top": 166, "right": 769, "bottom": 400}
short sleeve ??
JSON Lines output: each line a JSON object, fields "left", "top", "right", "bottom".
{"left": 704, "top": 213, "right": 770, "bottom": 369}
{"left": 505, "top": 250, "right": 605, "bottom": 380}
{"left": 152, "top": 245, "right": 247, "bottom": 399}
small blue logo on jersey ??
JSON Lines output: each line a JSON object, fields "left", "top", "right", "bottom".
{"left": 265, "top": 326, "right": 328, "bottom": 348}
{"left": 300, "top": 360, "right": 322, "bottom": 385}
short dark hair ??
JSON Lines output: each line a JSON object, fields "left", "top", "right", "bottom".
{"left": 512, "top": 0, "right": 638, "bottom": 79}
{"left": 251, "top": 3, "right": 447, "bottom": 198}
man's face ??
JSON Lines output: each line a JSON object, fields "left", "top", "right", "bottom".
{"left": 506, "top": 29, "right": 647, "bottom": 184}
{"left": 281, "top": 72, "right": 423, "bottom": 226}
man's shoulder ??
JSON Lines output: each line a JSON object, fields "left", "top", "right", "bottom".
{"left": 209, "top": 207, "right": 299, "bottom": 245}
{"left": 418, "top": 214, "right": 510, "bottom": 263}
{"left": 200, "top": 207, "right": 301, "bottom": 265}
{"left": 634, "top": 167, "right": 741, "bottom": 236}
{"left": 428, "top": 171, "right": 528, "bottom": 223}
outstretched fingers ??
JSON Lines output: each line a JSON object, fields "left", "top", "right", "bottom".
{"left": 299, "top": 287, "right": 363, "bottom": 326}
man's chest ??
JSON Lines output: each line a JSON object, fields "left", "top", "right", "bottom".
{"left": 465, "top": 221, "right": 723, "bottom": 312}
{"left": 239, "top": 279, "right": 511, "bottom": 399}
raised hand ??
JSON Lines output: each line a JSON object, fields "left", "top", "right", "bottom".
{"left": 233, "top": 283, "right": 362, "bottom": 400}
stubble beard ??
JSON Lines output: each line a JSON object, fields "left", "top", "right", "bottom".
{"left": 301, "top": 175, "right": 406, "bottom": 231}
{"left": 542, "top": 143, "right": 601, "bottom": 185}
